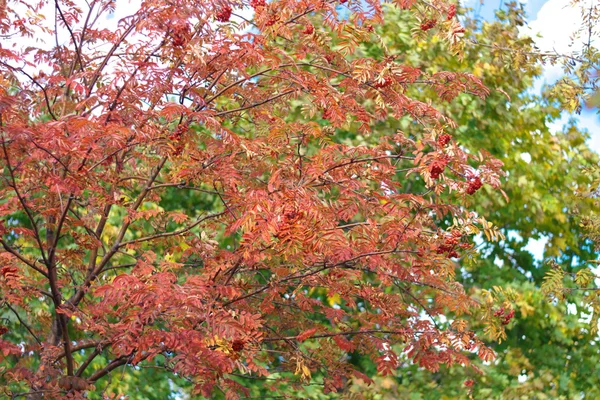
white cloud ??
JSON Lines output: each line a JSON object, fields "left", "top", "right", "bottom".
{"left": 524, "top": 0, "right": 582, "bottom": 54}
{"left": 524, "top": 235, "right": 548, "bottom": 261}
{"left": 107, "top": 0, "right": 143, "bottom": 27}
{"left": 520, "top": 0, "right": 581, "bottom": 88}
{"left": 522, "top": 0, "right": 600, "bottom": 153}
{"left": 579, "top": 112, "right": 600, "bottom": 153}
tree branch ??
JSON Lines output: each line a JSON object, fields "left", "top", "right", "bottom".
{"left": 118, "top": 211, "right": 226, "bottom": 248}
{"left": 214, "top": 89, "right": 296, "bottom": 117}
{"left": 0, "top": 239, "right": 48, "bottom": 277}
{"left": 55, "top": 0, "right": 84, "bottom": 75}
{"left": 75, "top": 347, "right": 102, "bottom": 377}
{"left": 0, "top": 139, "right": 49, "bottom": 266}
{"left": 261, "top": 329, "right": 415, "bottom": 342}
{"left": 3, "top": 302, "right": 42, "bottom": 345}
{"left": 87, "top": 355, "right": 130, "bottom": 382}
{"left": 69, "top": 156, "right": 168, "bottom": 307}
{"left": 55, "top": 339, "right": 109, "bottom": 361}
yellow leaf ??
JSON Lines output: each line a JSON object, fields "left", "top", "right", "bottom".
{"left": 301, "top": 365, "right": 311, "bottom": 381}
{"left": 327, "top": 293, "right": 341, "bottom": 306}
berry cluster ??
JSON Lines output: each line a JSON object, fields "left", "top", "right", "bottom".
{"left": 436, "top": 246, "right": 458, "bottom": 259}
{"left": 436, "top": 231, "right": 462, "bottom": 258}
{"left": 171, "top": 23, "right": 190, "bottom": 48}
{"left": 493, "top": 307, "right": 515, "bottom": 325}
{"left": 303, "top": 24, "right": 314, "bottom": 35}
{"left": 13, "top": 18, "right": 28, "bottom": 34}
{"left": 437, "top": 133, "right": 451, "bottom": 147}
{"left": 284, "top": 209, "right": 300, "bottom": 222}
{"left": 420, "top": 19, "right": 437, "bottom": 31}
{"left": 429, "top": 156, "right": 448, "bottom": 179}
{"left": 265, "top": 15, "right": 279, "bottom": 27}
{"left": 466, "top": 176, "right": 482, "bottom": 195}
{"left": 250, "top": 0, "right": 266, "bottom": 8}
{"left": 373, "top": 76, "right": 393, "bottom": 89}
{"left": 216, "top": 5, "right": 232, "bottom": 22}
{"left": 172, "top": 34, "right": 186, "bottom": 48}
{"left": 447, "top": 4, "right": 457, "bottom": 20}
{"left": 0, "top": 325, "right": 8, "bottom": 335}
{"left": 231, "top": 339, "right": 245, "bottom": 352}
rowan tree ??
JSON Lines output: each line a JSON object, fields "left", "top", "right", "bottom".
{"left": 0, "top": 0, "right": 509, "bottom": 398}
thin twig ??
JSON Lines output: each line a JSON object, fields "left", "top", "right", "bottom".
{"left": 3, "top": 302, "right": 42, "bottom": 345}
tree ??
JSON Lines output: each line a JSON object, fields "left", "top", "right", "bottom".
{"left": 540, "top": 1, "right": 600, "bottom": 390}
{"left": 341, "top": 3, "right": 600, "bottom": 399}
{"left": 0, "top": 0, "right": 529, "bottom": 399}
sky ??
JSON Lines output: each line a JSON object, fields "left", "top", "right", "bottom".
{"left": 465, "top": 0, "right": 600, "bottom": 156}
{"left": 463, "top": 0, "right": 599, "bottom": 262}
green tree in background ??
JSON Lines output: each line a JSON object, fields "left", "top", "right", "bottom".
{"left": 271, "top": 4, "right": 599, "bottom": 399}
{"left": 349, "top": 4, "right": 600, "bottom": 400}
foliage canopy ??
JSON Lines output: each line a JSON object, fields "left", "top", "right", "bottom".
{"left": 0, "top": 0, "right": 598, "bottom": 399}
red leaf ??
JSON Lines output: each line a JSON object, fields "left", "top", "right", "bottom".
{"left": 296, "top": 328, "right": 318, "bottom": 342}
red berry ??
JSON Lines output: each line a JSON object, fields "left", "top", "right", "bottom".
{"left": 447, "top": 4, "right": 457, "bottom": 20}
{"left": 232, "top": 340, "right": 245, "bottom": 352}
{"left": 504, "top": 310, "right": 515, "bottom": 323}
{"left": 495, "top": 308, "right": 515, "bottom": 325}
{"left": 216, "top": 5, "right": 232, "bottom": 22}
{"left": 466, "top": 176, "right": 482, "bottom": 195}
{"left": 373, "top": 76, "right": 393, "bottom": 89}
{"left": 453, "top": 26, "right": 466, "bottom": 35}
{"left": 169, "top": 125, "right": 186, "bottom": 142}
{"left": 436, "top": 238, "right": 458, "bottom": 258}
{"left": 0, "top": 325, "right": 8, "bottom": 335}
{"left": 265, "top": 15, "right": 279, "bottom": 27}
{"left": 171, "top": 23, "right": 191, "bottom": 48}
{"left": 429, "top": 158, "right": 447, "bottom": 179}
{"left": 250, "top": 0, "right": 266, "bottom": 8}
{"left": 464, "top": 379, "right": 474, "bottom": 388}
{"left": 420, "top": 19, "right": 437, "bottom": 31}
{"left": 438, "top": 134, "right": 451, "bottom": 147}
{"left": 172, "top": 35, "right": 185, "bottom": 47}
{"left": 303, "top": 24, "right": 314, "bottom": 35}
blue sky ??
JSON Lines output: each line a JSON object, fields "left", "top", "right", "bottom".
{"left": 470, "top": 0, "right": 551, "bottom": 21}
{"left": 464, "top": 0, "right": 600, "bottom": 156}
{"left": 464, "top": 0, "right": 599, "bottom": 261}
